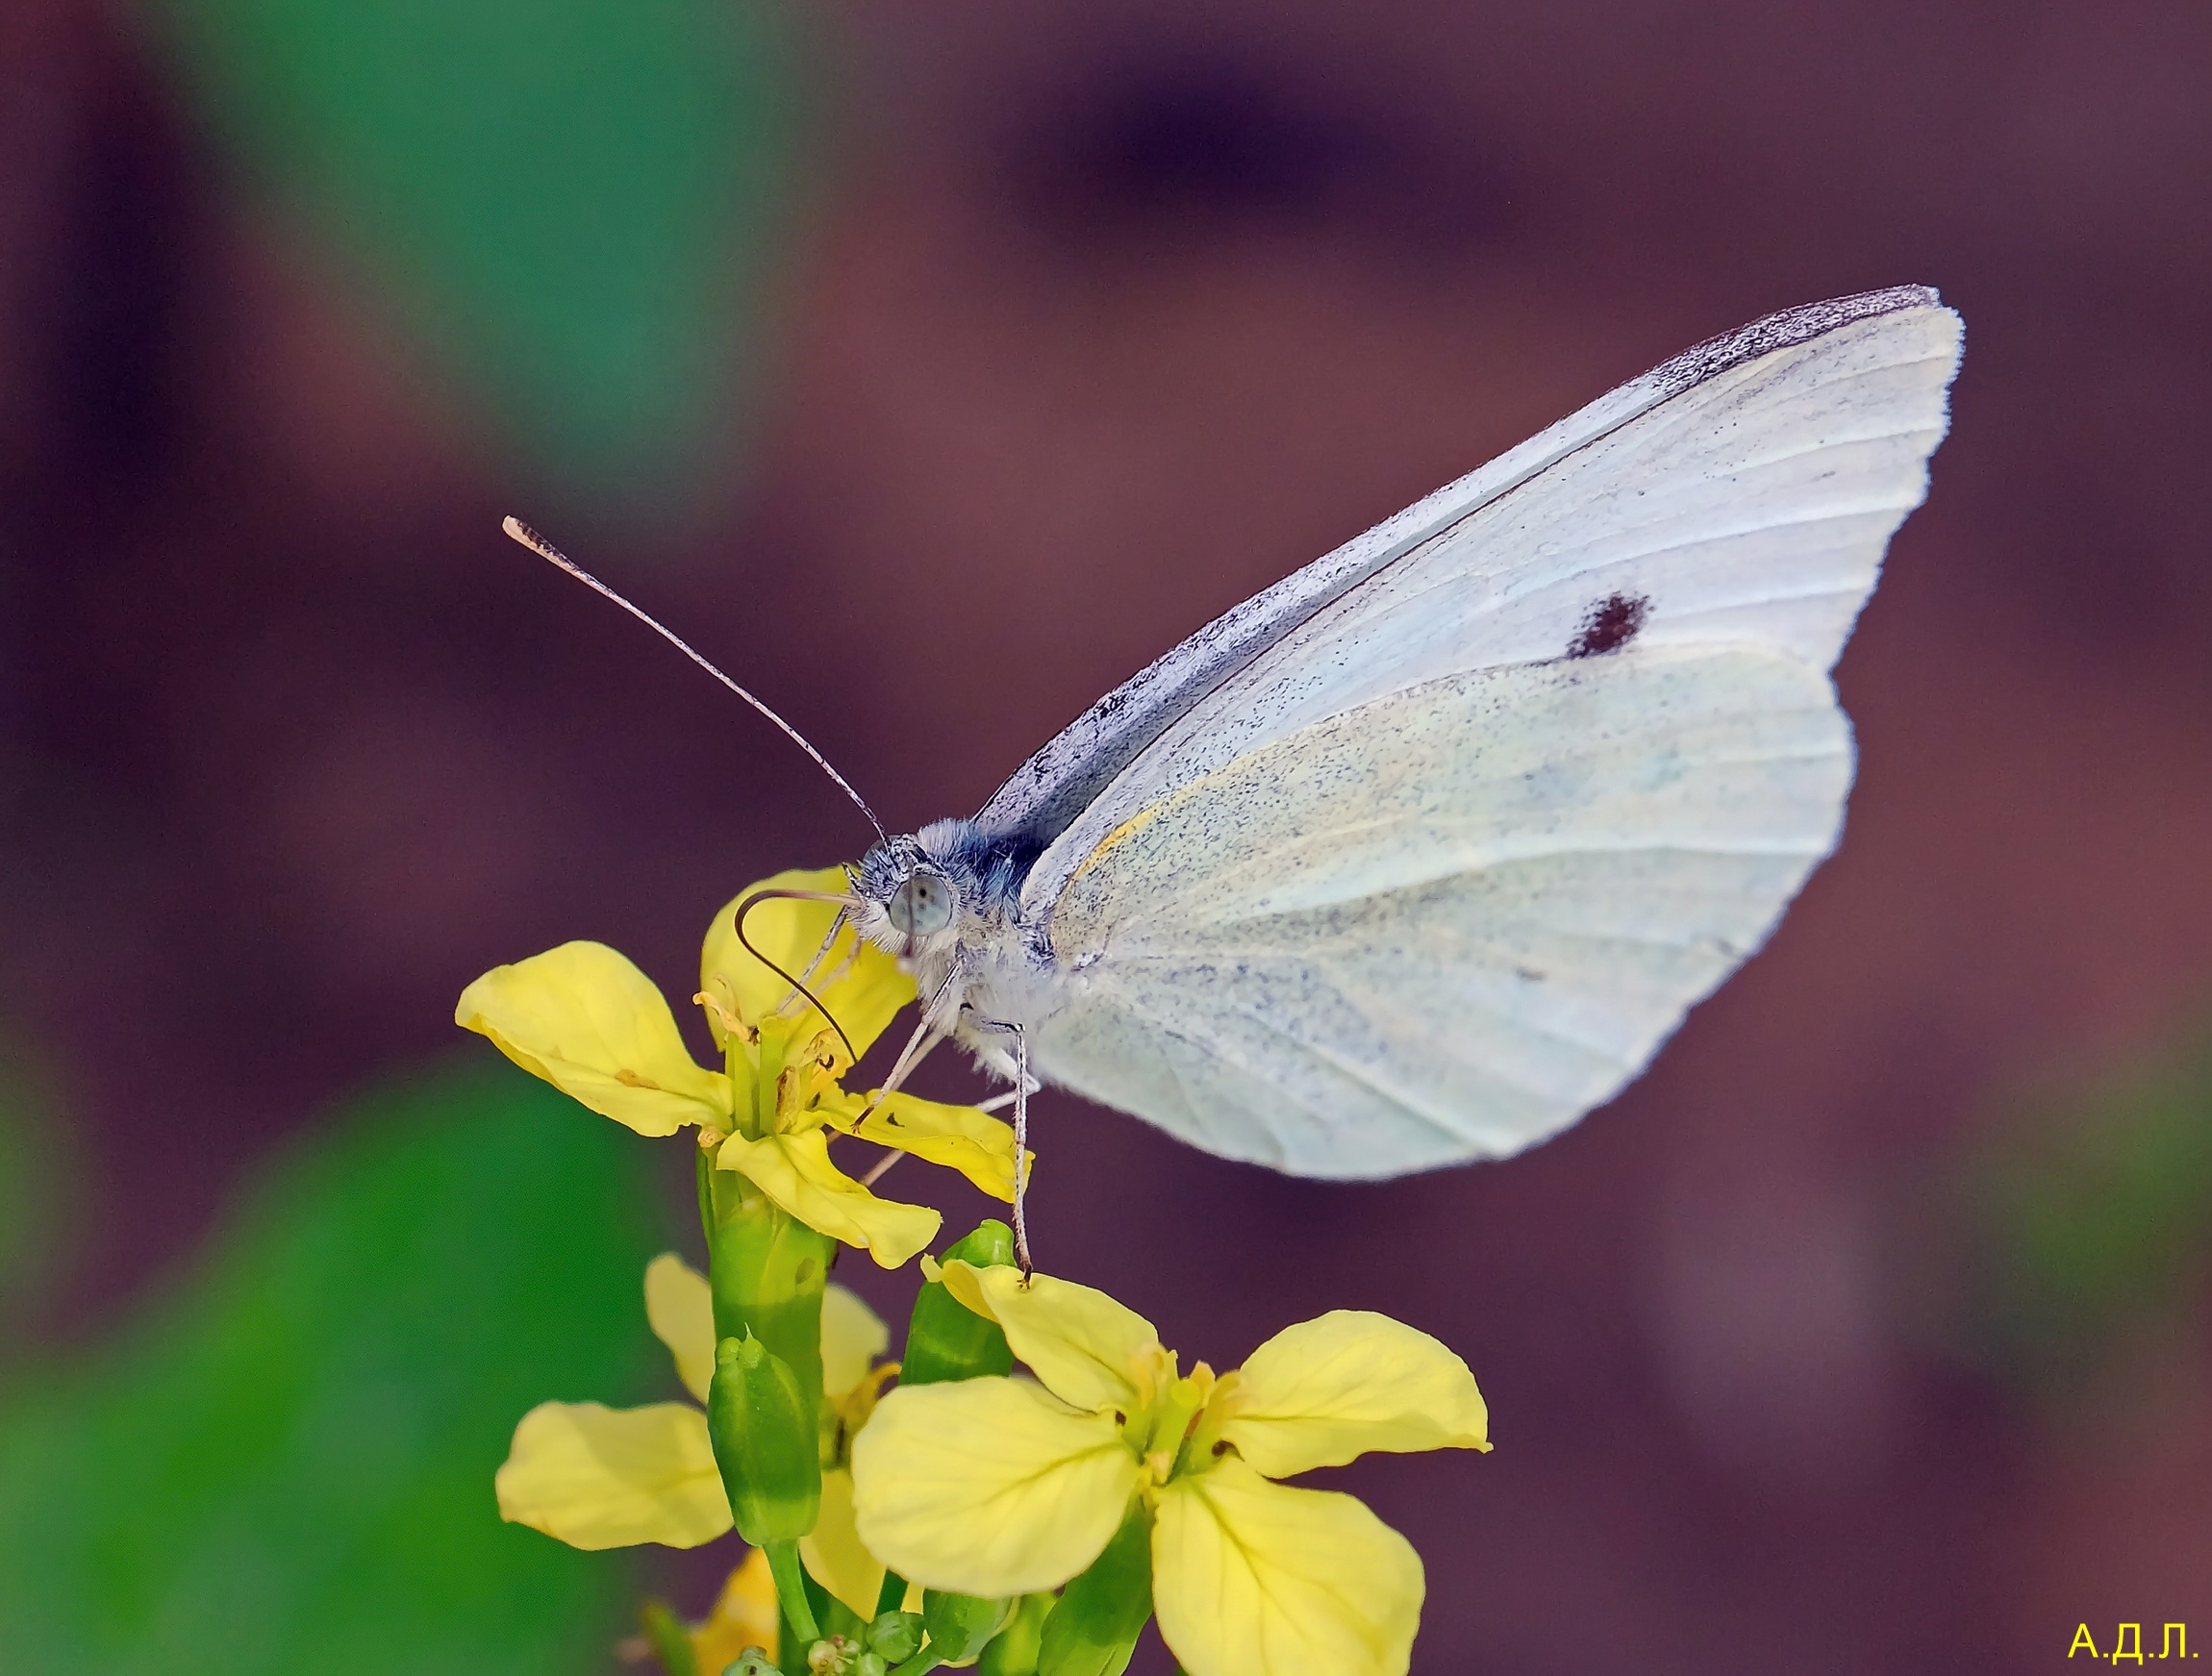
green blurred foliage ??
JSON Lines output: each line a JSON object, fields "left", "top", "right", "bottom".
{"left": 1950, "top": 1027, "right": 2212, "bottom": 1385}
{"left": 0, "top": 1060, "right": 672, "bottom": 1675}
{"left": 153, "top": 0, "right": 808, "bottom": 503}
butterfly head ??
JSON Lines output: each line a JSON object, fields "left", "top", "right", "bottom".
{"left": 850, "top": 819, "right": 1004, "bottom": 964}
{"left": 851, "top": 817, "right": 1035, "bottom": 966}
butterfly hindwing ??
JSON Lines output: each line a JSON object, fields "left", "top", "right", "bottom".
{"left": 1032, "top": 648, "right": 1850, "bottom": 1174}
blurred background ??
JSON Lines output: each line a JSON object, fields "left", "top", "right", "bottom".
{"left": 0, "top": 0, "right": 2208, "bottom": 1670}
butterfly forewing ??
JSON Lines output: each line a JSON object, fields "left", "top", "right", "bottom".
{"left": 999, "top": 289, "right": 1962, "bottom": 1176}
{"left": 1021, "top": 298, "right": 1960, "bottom": 912}
{"left": 978, "top": 286, "right": 1951, "bottom": 860}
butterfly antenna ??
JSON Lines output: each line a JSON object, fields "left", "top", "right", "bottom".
{"left": 503, "top": 516, "right": 888, "bottom": 844}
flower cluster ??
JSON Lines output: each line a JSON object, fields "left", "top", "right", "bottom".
{"left": 463, "top": 870, "right": 1490, "bottom": 1676}
{"left": 855, "top": 1262, "right": 1489, "bottom": 1676}
{"left": 457, "top": 867, "right": 1024, "bottom": 1267}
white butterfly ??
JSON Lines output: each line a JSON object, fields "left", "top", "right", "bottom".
{"left": 515, "top": 285, "right": 1962, "bottom": 1254}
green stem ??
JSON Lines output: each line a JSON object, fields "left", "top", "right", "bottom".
{"left": 889, "top": 1655, "right": 943, "bottom": 1676}
{"left": 765, "top": 1539, "right": 821, "bottom": 1647}
{"left": 874, "top": 1568, "right": 910, "bottom": 1616}
{"left": 744, "top": 1019, "right": 792, "bottom": 1141}
{"left": 639, "top": 1599, "right": 698, "bottom": 1676}
{"left": 704, "top": 1173, "right": 832, "bottom": 1425}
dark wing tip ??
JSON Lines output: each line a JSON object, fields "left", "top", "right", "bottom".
{"left": 1646, "top": 285, "right": 1949, "bottom": 401}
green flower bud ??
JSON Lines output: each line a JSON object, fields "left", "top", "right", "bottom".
{"left": 922, "top": 1588, "right": 1011, "bottom": 1666}
{"left": 867, "top": 1611, "right": 925, "bottom": 1664}
{"left": 721, "top": 1654, "right": 778, "bottom": 1676}
{"left": 901, "top": 1221, "right": 1016, "bottom": 1387}
{"left": 707, "top": 1332, "right": 822, "bottom": 1544}
{"left": 1035, "top": 1503, "right": 1152, "bottom": 1676}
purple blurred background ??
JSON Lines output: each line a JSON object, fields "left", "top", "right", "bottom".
{"left": 3, "top": 0, "right": 2209, "bottom": 1668}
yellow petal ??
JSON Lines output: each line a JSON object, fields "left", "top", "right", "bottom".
{"left": 717, "top": 1128, "right": 941, "bottom": 1268}
{"left": 822, "top": 1283, "right": 891, "bottom": 1401}
{"left": 942, "top": 1263, "right": 1160, "bottom": 1414}
{"left": 690, "top": 1547, "right": 780, "bottom": 1671}
{"left": 644, "top": 1253, "right": 716, "bottom": 1404}
{"left": 800, "top": 1466, "right": 886, "bottom": 1619}
{"left": 457, "top": 943, "right": 730, "bottom": 1137}
{"left": 850, "top": 1378, "right": 1141, "bottom": 1597}
{"left": 1218, "top": 1312, "right": 1490, "bottom": 1479}
{"left": 494, "top": 1401, "right": 731, "bottom": 1551}
{"left": 817, "top": 1088, "right": 1028, "bottom": 1202}
{"left": 700, "top": 868, "right": 915, "bottom": 1060}
{"left": 1152, "top": 1459, "right": 1422, "bottom": 1676}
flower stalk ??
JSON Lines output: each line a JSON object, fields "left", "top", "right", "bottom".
{"left": 698, "top": 1149, "right": 839, "bottom": 1648}
{"left": 763, "top": 1540, "right": 821, "bottom": 1650}
{"left": 702, "top": 1152, "right": 835, "bottom": 1424}
{"left": 1032, "top": 1503, "right": 1150, "bottom": 1676}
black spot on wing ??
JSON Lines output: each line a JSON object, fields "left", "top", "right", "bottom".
{"left": 1567, "top": 591, "right": 1650, "bottom": 659}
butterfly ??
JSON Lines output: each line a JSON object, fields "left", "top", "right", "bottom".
{"left": 512, "top": 284, "right": 1961, "bottom": 1256}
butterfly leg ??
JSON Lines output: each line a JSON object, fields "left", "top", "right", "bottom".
{"left": 792, "top": 908, "right": 851, "bottom": 990}
{"left": 842, "top": 1017, "right": 948, "bottom": 1187}
{"left": 865, "top": 1013, "right": 947, "bottom": 1110}
{"left": 973, "top": 1077, "right": 1040, "bottom": 1113}
{"left": 857, "top": 956, "right": 968, "bottom": 1118}
{"left": 962, "top": 1009, "right": 1034, "bottom": 1278}
{"left": 1011, "top": 1023, "right": 1032, "bottom": 1277}
{"left": 847, "top": 962, "right": 973, "bottom": 1188}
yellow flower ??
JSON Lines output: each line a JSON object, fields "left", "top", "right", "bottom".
{"left": 850, "top": 1266, "right": 1490, "bottom": 1676}
{"left": 495, "top": 1252, "right": 896, "bottom": 1618}
{"left": 686, "top": 1547, "right": 781, "bottom": 1672}
{"left": 456, "top": 867, "right": 1028, "bottom": 1267}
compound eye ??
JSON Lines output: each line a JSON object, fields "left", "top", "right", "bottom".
{"left": 888, "top": 872, "right": 954, "bottom": 938}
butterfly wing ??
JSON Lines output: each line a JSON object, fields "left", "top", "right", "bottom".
{"left": 977, "top": 285, "right": 1952, "bottom": 859}
{"left": 997, "top": 288, "right": 1963, "bottom": 1177}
